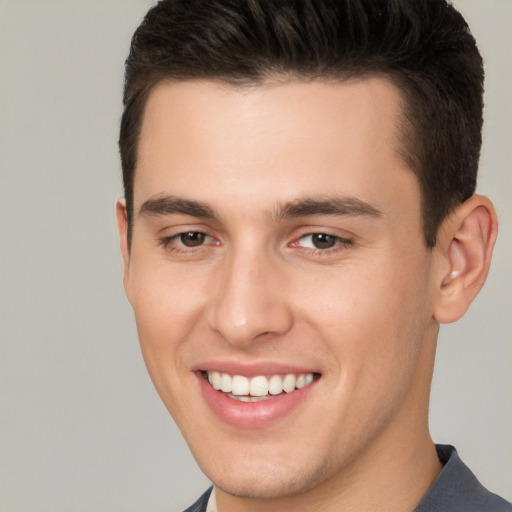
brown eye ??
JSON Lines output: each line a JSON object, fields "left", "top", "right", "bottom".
{"left": 179, "top": 232, "right": 206, "bottom": 247}
{"left": 311, "top": 233, "right": 337, "bottom": 249}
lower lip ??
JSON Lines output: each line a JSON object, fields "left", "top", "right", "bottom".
{"left": 197, "top": 373, "right": 317, "bottom": 429}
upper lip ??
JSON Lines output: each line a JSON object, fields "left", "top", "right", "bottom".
{"left": 193, "top": 360, "right": 320, "bottom": 378}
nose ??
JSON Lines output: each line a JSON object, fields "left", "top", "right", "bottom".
{"left": 207, "top": 249, "right": 293, "bottom": 347}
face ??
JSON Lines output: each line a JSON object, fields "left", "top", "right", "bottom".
{"left": 118, "top": 78, "right": 440, "bottom": 500}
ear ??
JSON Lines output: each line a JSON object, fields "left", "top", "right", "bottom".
{"left": 115, "top": 199, "right": 131, "bottom": 288}
{"left": 433, "top": 195, "right": 498, "bottom": 324}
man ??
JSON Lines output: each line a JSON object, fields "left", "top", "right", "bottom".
{"left": 115, "top": 0, "right": 511, "bottom": 510}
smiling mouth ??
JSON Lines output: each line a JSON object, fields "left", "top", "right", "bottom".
{"left": 203, "top": 371, "right": 319, "bottom": 402}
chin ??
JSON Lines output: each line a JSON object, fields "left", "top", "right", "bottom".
{"left": 214, "top": 475, "right": 305, "bottom": 500}
{"left": 199, "top": 454, "right": 332, "bottom": 500}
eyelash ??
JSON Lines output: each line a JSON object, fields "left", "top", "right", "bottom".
{"left": 159, "top": 232, "right": 216, "bottom": 254}
{"left": 158, "top": 231, "right": 353, "bottom": 255}
{"left": 291, "top": 233, "right": 353, "bottom": 255}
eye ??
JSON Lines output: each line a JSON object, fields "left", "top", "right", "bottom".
{"left": 160, "top": 231, "right": 216, "bottom": 251}
{"left": 178, "top": 231, "right": 208, "bottom": 247}
{"left": 304, "top": 233, "right": 337, "bottom": 249}
{"left": 295, "top": 232, "right": 352, "bottom": 251}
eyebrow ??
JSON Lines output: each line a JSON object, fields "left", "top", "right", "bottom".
{"left": 272, "top": 197, "right": 382, "bottom": 220}
{"left": 138, "top": 194, "right": 382, "bottom": 221}
{"left": 139, "top": 196, "right": 215, "bottom": 219}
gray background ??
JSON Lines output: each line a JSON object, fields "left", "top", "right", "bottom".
{"left": 0, "top": 1, "right": 510, "bottom": 510}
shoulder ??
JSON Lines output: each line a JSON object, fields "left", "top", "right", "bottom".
{"left": 182, "top": 487, "right": 213, "bottom": 512}
{"left": 415, "top": 445, "right": 512, "bottom": 512}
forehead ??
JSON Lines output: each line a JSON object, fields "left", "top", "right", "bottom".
{"left": 134, "top": 78, "right": 417, "bottom": 219}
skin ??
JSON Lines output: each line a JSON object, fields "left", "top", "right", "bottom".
{"left": 117, "top": 78, "right": 497, "bottom": 511}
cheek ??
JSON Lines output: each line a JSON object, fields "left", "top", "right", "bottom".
{"left": 296, "top": 248, "right": 432, "bottom": 386}
{"left": 293, "top": 253, "right": 433, "bottom": 453}
{"left": 128, "top": 266, "right": 214, "bottom": 431}
{"left": 128, "top": 256, "right": 210, "bottom": 383}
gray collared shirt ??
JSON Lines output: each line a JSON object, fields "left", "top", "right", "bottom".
{"left": 414, "top": 444, "right": 511, "bottom": 511}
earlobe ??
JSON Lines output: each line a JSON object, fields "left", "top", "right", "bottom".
{"left": 115, "top": 199, "right": 131, "bottom": 287}
{"left": 433, "top": 195, "right": 498, "bottom": 324}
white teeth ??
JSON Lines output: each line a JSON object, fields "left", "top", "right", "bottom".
{"left": 249, "top": 376, "right": 269, "bottom": 397}
{"left": 209, "top": 371, "right": 222, "bottom": 390}
{"left": 268, "top": 375, "right": 283, "bottom": 395}
{"left": 228, "top": 394, "right": 274, "bottom": 402}
{"left": 295, "top": 374, "right": 306, "bottom": 389}
{"left": 282, "top": 374, "right": 296, "bottom": 393}
{"left": 221, "top": 373, "right": 232, "bottom": 393}
{"left": 232, "top": 375, "right": 250, "bottom": 396}
{"left": 206, "top": 372, "right": 316, "bottom": 397}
